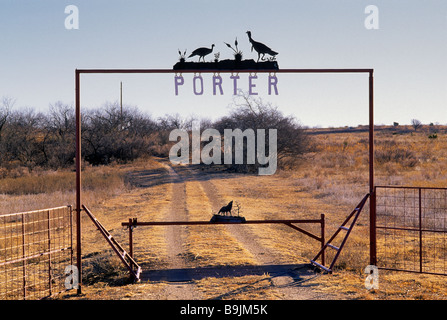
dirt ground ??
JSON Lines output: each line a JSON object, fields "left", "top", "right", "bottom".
{"left": 62, "top": 159, "right": 350, "bottom": 300}
{"left": 61, "top": 147, "right": 447, "bottom": 301}
{"left": 143, "top": 162, "right": 339, "bottom": 300}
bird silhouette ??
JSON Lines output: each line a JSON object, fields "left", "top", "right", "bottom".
{"left": 188, "top": 44, "right": 215, "bottom": 62}
{"left": 246, "top": 31, "right": 278, "bottom": 62}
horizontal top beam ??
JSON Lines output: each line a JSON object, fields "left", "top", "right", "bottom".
{"left": 76, "top": 68, "right": 374, "bottom": 74}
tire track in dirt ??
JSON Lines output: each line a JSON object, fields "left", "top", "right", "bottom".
{"left": 158, "top": 164, "right": 203, "bottom": 300}
{"left": 198, "top": 175, "right": 281, "bottom": 265}
{"left": 137, "top": 162, "right": 334, "bottom": 299}
{"left": 185, "top": 166, "right": 334, "bottom": 300}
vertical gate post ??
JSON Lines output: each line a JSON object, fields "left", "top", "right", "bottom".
{"left": 369, "top": 71, "right": 377, "bottom": 266}
{"left": 75, "top": 69, "right": 82, "bottom": 295}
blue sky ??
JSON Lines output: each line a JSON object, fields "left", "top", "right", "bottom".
{"left": 0, "top": 1, "right": 446, "bottom": 127}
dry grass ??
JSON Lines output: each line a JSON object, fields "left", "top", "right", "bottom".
{"left": 3, "top": 127, "right": 447, "bottom": 300}
{"left": 188, "top": 127, "right": 447, "bottom": 299}
{"left": 288, "top": 128, "right": 447, "bottom": 299}
{"left": 78, "top": 158, "right": 173, "bottom": 282}
{"left": 314, "top": 269, "right": 447, "bottom": 300}
{"left": 0, "top": 163, "right": 131, "bottom": 215}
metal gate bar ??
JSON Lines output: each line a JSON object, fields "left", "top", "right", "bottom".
{"left": 311, "top": 193, "right": 370, "bottom": 273}
{"left": 121, "top": 215, "right": 326, "bottom": 274}
{"left": 82, "top": 206, "right": 141, "bottom": 282}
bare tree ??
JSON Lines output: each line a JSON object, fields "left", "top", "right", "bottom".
{"left": 2, "top": 108, "right": 46, "bottom": 170}
{"left": 42, "top": 102, "right": 76, "bottom": 168}
{"left": 411, "top": 119, "right": 423, "bottom": 131}
{"left": 82, "top": 102, "right": 157, "bottom": 165}
{"left": 0, "top": 96, "right": 14, "bottom": 142}
{"left": 157, "top": 113, "right": 196, "bottom": 131}
{"left": 214, "top": 92, "right": 311, "bottom": 172}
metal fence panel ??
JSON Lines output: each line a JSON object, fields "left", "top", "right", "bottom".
{"left": 376, "top": 186, "right": 447, "bottom": 275}
{"left": 0, "top": 206, "right": 74, "bottom": 299}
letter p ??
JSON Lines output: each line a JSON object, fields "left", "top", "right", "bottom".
{"left": 174, "top": 75, "right": 184, "bottom": 95}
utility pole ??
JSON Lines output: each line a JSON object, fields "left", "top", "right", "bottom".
{"left": 120, "top": 81, "right": 123, "bottom": 118}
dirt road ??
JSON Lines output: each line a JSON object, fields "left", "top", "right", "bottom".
{"left": 131, "top": 161, "right": 337, "bottom": 300}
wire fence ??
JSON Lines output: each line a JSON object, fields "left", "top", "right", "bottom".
{"left": 0, "top": 206, "right": 74, "bottom": 299}
{"left": 376, "top": 186, "right": 447, "bottom": 275}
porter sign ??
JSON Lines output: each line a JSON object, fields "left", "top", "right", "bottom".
{"left": 174, "top": 74, "right": 279, "bottom": 96}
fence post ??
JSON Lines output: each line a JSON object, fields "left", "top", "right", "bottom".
{"left": 21, "top": 213, "right": 26, "bottom": 299}
{"left": 47, "top": 210, "right": 52, "bottom": 296}
{"left": 128, "top": 218, "right": 133, "bottom": 270}
{"left": 419, "top": 188, "right": 423, "bottom": 273}
{"left": 69, "top": 205, "right": 73, "bottom": 270}
{"left": 370, "top": 189, "right": 377, "bottom": 266}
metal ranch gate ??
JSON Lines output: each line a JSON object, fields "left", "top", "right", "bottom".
{"left": 375, "top": 186, "right": 447, "bottom": 275}
{"left": 121, "top": 215, "right": 326, "bottom": 272}
{"left": 0, "top": 206, "right": 74, "bottom": 299}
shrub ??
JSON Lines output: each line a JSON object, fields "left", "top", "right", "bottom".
{"left": 82, "top": 103, "right": 157, "bottom": 165}
{"left": 428, "top": 133, "right": 437, "bottom": 139}
{"left": 213, "top": 92, "right": 311, "bottom": 172}
{"left": 375, "top": 140, "right": 418, "bottom": 167}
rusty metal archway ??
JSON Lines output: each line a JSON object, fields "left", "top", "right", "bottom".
{"left": 75, "top": 67, "right": 375, "bottom": 293}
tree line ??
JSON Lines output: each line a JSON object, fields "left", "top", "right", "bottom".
{"left": 0, "top": 94, "right": 310, "bottom": 174}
